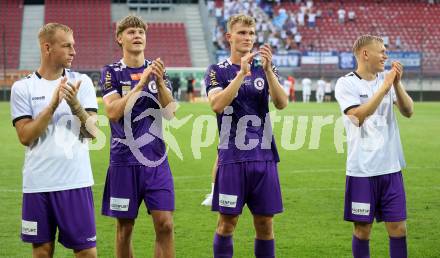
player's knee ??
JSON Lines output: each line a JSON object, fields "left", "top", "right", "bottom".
{"left": 217, "top": 217, "right": 238, "bottom": 235}
{"left": 354, "top": 223, "right": 372, "bottom": 240}
{"left": 32, "top": 243, "right": 54, "bottom": 258}
{"left": 388, "top": 222, "right": 407, "bottom": 237}
{"left": 155, "top": 219, "right": 174, "bottom": 237}
{"left": 116, "top": 219, "right": 135, "bottom": 239}
{"left": 74, "top": 247, "right": 97, "bottom": 258}
{"left": 254, "top": 217, "right": 273, "bottom": 238}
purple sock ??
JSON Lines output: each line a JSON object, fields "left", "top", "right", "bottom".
{"left": 213, "top": 233, "right": 233, "bottom": 258}
{"left": 390, "top": 236, "right": 407, "bottom": 258}
{"left": 254, "top": 239, "right": 275, "bottom": 258}
{"left": 352, "top": 235, "right": 370, "bottom": 258}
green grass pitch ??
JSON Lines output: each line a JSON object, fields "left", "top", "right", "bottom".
{"left": 0, "top": 102, "right": 439, "bottom": 257}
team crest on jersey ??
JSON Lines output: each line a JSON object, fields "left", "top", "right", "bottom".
{"left": 254, "top": 78, "right": 265, "bottom": 90}
{"left": 148, "top": 80, "right": 158, "bottom": 93}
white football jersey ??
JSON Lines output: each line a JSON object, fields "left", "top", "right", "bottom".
{"left": 10, "top": 69, "right": 98, "bottom": 193}
{"left": 316, "top": 79, "right": 325, "bottom": 94}
{"left": 335, "top": 71, "right": 406, "bottom": 177}
{"left": 302, "top": 78, "right": 311, "bottom": 94}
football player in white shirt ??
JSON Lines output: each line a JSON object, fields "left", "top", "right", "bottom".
{"left": 315, "top": 77, "right": 325, "bottom": 103}
{"left": 10, "top": 23, "right": 98, "bottom": 258}
{"left": 335, "top": 35, "right": 413, "bottom": 258}
{"left": 301, "top": 77, "right": 312, "bottom": 102}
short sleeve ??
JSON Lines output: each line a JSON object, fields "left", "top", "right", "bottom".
{"left": 204, "top": 65, "right": 223, "bottom": 96}
{"left": 10, "top": 81, "right": 32, "bottom": 126}
{"left": 334, "top": 78, "right": 361, "bottom": 114}
{"left": 99, "top": 66, "right": 119, "bottom": 98}
{"left": 79, "top": 74, "right": 98, "bottom": 113}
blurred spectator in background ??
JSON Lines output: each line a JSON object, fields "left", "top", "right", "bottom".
{"left": 308, "top": 11, "right": 316, "bottom": 28}
{"left": 338, "top": 7, "right": 346, "bottom": 23}
{"left": 295, "top": 33, "right": 302, "bottom": 48}
{"left": 171, "top": 74, "right": 181, "bottom": 101}
{"left": 297, "top": 9, "right": 305, "bottom": 26}
{"left": 302, "top": 77, "right": 312, "bottom": 103}
{"left": 383, "top": 35, "right": 390, "bottom": 48}
{"left": 395, "top": 36, "right": 402, "bottom": 49}
{"left": 316, "top": 77, "right": 325, "bottom": 103}
{"left": 283, "top": 77, "right": 292, "bottom": 100}
{"left": 186, "top": 74, "right": 195, "bottom": 103}
{"left": 288, "top": 76, "right": 296, "bottom": 102}
{"left": 207, "top": 0, "right": 215, "bottom": 15}
{"left": 348, "top": 10, "right": 356, "bottom": 22}
{"left": 324, "top": 79, "right": 332, "bottom": 102}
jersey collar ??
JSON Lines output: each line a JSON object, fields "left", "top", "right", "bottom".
{"left": 35, "top": 69, "right": 66, "bottom": 79}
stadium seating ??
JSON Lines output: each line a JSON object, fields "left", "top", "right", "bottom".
{"left": 45, "top": 0, "right": 113, "bottom": 70}
{"left": 213, "top": 0, "right": 440, "bottom": 75}
{"left": 0, "top": 0, "right": 24, "bottom": 71}
{"left": 276, "top": 1, "right": 440, "bottom": 74}
{"left": 44, "top": 0, "right": 191, "bottom": 69}
{"left": 111, "top": 22, "right": 192, "bottom": 67}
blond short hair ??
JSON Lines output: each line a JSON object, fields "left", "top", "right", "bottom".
{"left": 352, "top": 35, "right": 384, "bottom": 57}
{"left": 116, "top": 15, "right": 147, "bottom": 46}
{"left": 38, "top": 23, "right": 73, "bottom": 44}
{"left": 226, "top": 14, "right": 256, "bottom": 33}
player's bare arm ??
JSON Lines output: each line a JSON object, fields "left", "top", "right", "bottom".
{"left": 346, "top": 69, "right": 397, "bottom": 126}
{"left": 260, "top": 44, "right": 288, "bottom": 110}
{"left": 103, "top": 65, "right": 154, "bottom": 122}
{"left": 209, "top": 52, "right": 257, "bottom": 114}
{"left": 14, "top": 77, "right": 65, "bottom": 146}
{"left": 151, "top": 58, "right": 176, "bottom": 120}
{"left": 391, "top": 61, "right": 414, "bottom": 117}
{"left": 61, "top": 80, "right": 98, "bottom": 139}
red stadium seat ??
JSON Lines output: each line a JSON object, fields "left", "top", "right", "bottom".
{"left": 0, "top": 0, "right": 24, "bottom": 70}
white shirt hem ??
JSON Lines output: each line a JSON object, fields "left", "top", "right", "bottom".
{"left": 23, "top": 182, "right": 94, "bottom": 193}
{"left": 346, "top": 167, "right": 403, "bottom": 177}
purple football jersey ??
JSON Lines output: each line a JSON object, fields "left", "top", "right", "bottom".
{"left": 99, "top": 59, "right": 172, "bottom": 166}
{"left": 204, "top": 58, "right": 280, "bottom": 165}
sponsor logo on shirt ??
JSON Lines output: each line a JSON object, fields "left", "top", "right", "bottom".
{"left": 219, "top": 194, "right": 238, "bottom": 208}
{"left": 122, "top": 85, "right": 131, "bottom": 96}
{"left": 360, "top": 94, "right": 368, "bottom": 98}
{"left": 351, "top": 202, "right": 370, "bottom": 216}
{"left": 130, "top": 73, "right": 143, "bottom": 81}
{"left": 22, "top": 220, "right": 37, "bottom": 235}
{"left": 110, "top": 197, "right": 130, "bottom": 211}
{"left": 254, "top": 77, "right": 265, "bottom": 90}
{"left": 31, "top": 96, "right": 45, "bottom": 101}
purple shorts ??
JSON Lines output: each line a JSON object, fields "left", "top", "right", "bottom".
{"left": 21, "top": 187, "right": 96, "bottom": 250}
{"left": 344, "top": 171, "right": 407, "bottom": 223}
{"left": 102, "top": 162, "right": 174, "bottom": 219}
{"left": 212, "top": 161, "right": 283, "bottom": 215}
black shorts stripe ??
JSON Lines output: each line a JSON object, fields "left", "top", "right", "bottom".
{"left": 12, "top": 115, "right": 32, "bottom": 127}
